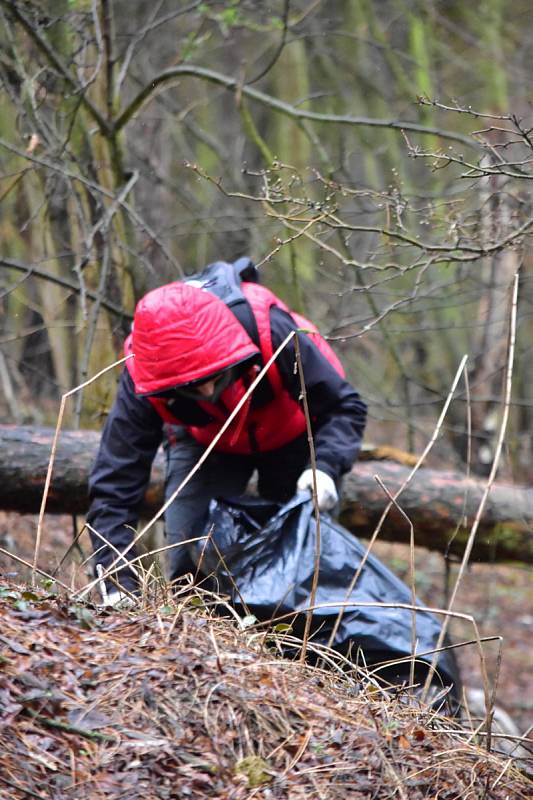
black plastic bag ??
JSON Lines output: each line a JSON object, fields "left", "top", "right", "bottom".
{"left": 191, "top": 494, "right": 459, "bottom": 691}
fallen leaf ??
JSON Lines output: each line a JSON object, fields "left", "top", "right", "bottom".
{"left": 235, "top": 755, "right": 272, "bottom": 788}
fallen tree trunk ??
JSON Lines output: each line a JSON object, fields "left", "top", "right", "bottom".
{"left": 1, "top": 425, "right": 532, "bottom": 563}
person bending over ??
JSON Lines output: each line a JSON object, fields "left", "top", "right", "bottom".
{"left": 87, "top": 259, "right": 367, "bottom": 605}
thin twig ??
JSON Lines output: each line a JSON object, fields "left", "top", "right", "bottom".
{"left": 246, "top": 0, "right": 290, "bottom": 85}
{"left": 25, "top": 709, "right": 119, "bottom": 743}
{"left": 0, "top": 138, "right": 182, "bottom": 275}
{"left": 74, "top": 170, "right": 139, "bottom": 424}
{"left": 373, "top": 476, "right": 418, "bottom": 688}
{"left": 326, "top": 355, "right": 468, "bottom": 650}
{"left": 0, "top": 0, "right": 109, "bottom": 133}
{"left": 33, "top": 355, "right": 133, "bottom": 584}
{"left": 421, "top": 272, "right": 521, "bottom": 734}
{"left": 51, "top": 523, "right": 88, "bottom": 578}
{"left": 0, "top": 257, "right": 131, "bottom": 319}
{"left": 0, "top": 546, "right": 71, "bottom": 592}
{"left": 444, "top": 367, "right": 472, "bottom": 606}
{"left": 294, "top": 334, "right": 322, "bottom": 663}
{"left": 0, "top": 774, "right": 46, "bottom": 800}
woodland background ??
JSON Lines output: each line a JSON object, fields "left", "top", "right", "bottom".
{"left": 0, "top": 0, "right": 532, "bottom": 732}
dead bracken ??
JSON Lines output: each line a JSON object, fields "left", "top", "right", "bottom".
{"left": 0, "top": 581, "right": 531, "bottom": 800}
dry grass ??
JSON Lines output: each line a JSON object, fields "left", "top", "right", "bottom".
{"left": 0, "top": 579, "right": 531, "bottom": 800}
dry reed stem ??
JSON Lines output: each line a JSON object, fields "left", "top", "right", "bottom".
{"left": 373, "top": 476, "right": 418, "bottom": 688}
{"left": 33, "top": 354, "right": 133, "bottom": 584}
{"left": 326, "top": 353, "right": 468, "bottom": 651}
{"left": 422, "top": 271, "right": 520, "bottom": 731}
{"left": 241, "top": 596, "right": 493, "bottom": 704}
{"left": 0, "top": 546, "right": 71, "bottom": 592}
{"left": 293, "top": 333, "right": 322, "bottom": 663}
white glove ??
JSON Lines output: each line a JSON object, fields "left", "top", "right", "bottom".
{"left": 297, "top": 468, "right": 338, "bottom": 511}
{"left": 101, "top": 590, "right": 137, "bottom": 610}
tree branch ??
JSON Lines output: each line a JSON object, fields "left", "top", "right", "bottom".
{"left": 0, "top": 257, "right": 132, "bottom": 320}
{"left": 0, "top": 137, "right": 182, "bottom": 275}
{"left": 246, "top": 0, "right": 290, "bottom": 86}
{"left": 0, "top": 0, "right": 110, "bottom": 135}
{"left": 112, "top": 64, "right": 481, "bottom": 149}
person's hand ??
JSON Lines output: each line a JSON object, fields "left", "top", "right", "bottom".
{"left": 100, "top": 590, "right": 137, "bottom": 610}
{"left": 297, "top": 468, "right": 338, "bottom": 511}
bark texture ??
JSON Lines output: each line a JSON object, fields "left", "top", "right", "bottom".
{"left": 1, "top": 425, "right": 532, "bottom": 563}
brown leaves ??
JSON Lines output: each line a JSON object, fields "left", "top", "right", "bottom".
{"left": 0, "top": 580, "right": 531, "bottom": 799}
{"left": 411, "top": 727, "right": 426, "bottom": 742}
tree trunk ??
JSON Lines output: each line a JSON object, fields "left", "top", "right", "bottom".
{"left": 1, "top": 425, "right": 532, "bottom": 564}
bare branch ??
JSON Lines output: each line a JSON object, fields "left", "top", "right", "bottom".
{"left": 1, "top": 257, "right": 132, "bottom": 320}
{"left": 0, "top": 137, "right": 183, "bottom": 275}
{"left": 112, "top": 64, "right": 482, "bottom": 149}
{"left": 0, "top": 0, "right": 110, "bottom": 134}
{"left": 246, "top": 0, "right": 291, "bottom": 86}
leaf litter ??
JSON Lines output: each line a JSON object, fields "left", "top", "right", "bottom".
{"left": 0, "top": 580, "right": 531, "bottom": 800}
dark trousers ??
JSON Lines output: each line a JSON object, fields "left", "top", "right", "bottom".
{"left": 163, "top": 426, "right": 310, "bottom": 580}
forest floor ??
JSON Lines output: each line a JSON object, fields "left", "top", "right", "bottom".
{"left": 0, "top": 527, "right": 532, "bottom": 799}
{"left": 1, "top": 510, "right": 531, "bottom": 736}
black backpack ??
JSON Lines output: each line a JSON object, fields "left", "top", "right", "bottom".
{"left": 185, "top": 257, "right": 261, "bottom": 348}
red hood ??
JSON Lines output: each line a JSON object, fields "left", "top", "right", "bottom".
{"left": 129, "top": 282, "right": 259, "bottom": 395}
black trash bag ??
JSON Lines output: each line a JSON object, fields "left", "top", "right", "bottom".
{"left": 190, "top": 494, "right": 459, "bottom": 695}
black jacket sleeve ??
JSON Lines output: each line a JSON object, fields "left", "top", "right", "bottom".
{"left": 86, "top": 369, "right": 163, "bottom": 592}
{"left": 269, "top": 306, "right": 367, "bottom": 481}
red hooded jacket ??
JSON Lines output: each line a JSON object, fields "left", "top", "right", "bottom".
{"left": 124, "top": 281, "right": 344, "bottom": 454}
